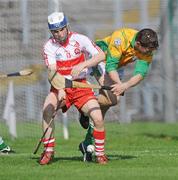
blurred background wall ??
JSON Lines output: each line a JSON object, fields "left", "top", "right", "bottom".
{"left": 0, "top": 0, "right": 177, "bottom": 138}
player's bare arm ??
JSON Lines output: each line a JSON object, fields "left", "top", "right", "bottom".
{"left": 107, "top": 70, "right": 122, "bottom": 84}
{"left": 71, "top": 50, "right": 105, "bottom": 78}
{"left": 47, "top": 65, "right": 66, "bottom": 101}
{"left": 111, "top": 74, "right": 143, "bottom": 96}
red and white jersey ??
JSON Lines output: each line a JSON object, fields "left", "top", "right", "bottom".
{"left": 43, "top": 31, "right": 101, "bottom": 80}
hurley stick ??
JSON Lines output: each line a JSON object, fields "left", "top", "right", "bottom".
{"left": 48, "top": 70, "right": 112, "bottom": 90}
{"left": 0, "top": 68, "right": 33, "bottom": 78}
{"left": 33, "top": 112, "right": 56, "bottom": 154}
{"left": 33, "top": 69, "right": 59, "bottom": 154}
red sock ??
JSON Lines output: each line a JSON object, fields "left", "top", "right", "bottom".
{"left": 43, "top": 138, "right": 55, "bottom": 152}
{"left": 93, "top": 129, "right": 105, "bottom": 156}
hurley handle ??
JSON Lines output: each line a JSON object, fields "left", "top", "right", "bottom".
{"left": 101, "top": 86, "right": 112, "bottom": 90}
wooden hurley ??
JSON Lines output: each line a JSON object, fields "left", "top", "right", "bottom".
{"left": 48, "top": 70, "right": 112, "bottom": 90}
{"left": 0, "top": 68, "right": 33, "bottom": 78}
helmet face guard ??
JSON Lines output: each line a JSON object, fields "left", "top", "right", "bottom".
{"left": 48, "top": 12, "right": 68, "bottom": 30}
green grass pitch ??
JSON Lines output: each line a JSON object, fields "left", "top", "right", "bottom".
{"left": 1, "top": 121, "right": 178, "bottom": 180}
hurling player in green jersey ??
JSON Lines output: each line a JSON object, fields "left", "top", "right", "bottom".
{"left": 71, "top": 28, "right": 159, "bottom": 162}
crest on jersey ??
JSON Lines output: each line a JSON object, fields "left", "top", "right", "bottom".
{"left": 56, "top": 53, "right": 62, "bottom": 59}
{"left": 132, "top": 56, "right": 137, "bottom": 62}
{"left": 74, "top": 48, "right": 80, "bottom": 55}
{"left": 114, "top": 38, "right": 121, "bottom": 46}
{"left": 70, "top": 40, "right": 79, "bottom": 47}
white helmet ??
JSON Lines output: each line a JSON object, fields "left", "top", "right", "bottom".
{"left": 48, "top": 12, "right": 68, "bottom": 30}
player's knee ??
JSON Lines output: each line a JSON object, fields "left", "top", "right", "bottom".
{"left": 92, "top": 116, "right": 104, "bottom": 129}
{"left": 94, "top": 121, "right": 104, "bottom": 130}
{"left": 43, "top": 104, "right": 55, "bottom": 122}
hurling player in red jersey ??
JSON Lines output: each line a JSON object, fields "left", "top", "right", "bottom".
{"left": 39, "top": 12, "right": 108, "bottom": 165}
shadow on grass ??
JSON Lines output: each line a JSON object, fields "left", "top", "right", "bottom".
{"left": 30, "top": 154, "right": 137, "bottom": 164}
{"left": 142, "top": 133, "right": 178, "bottom": 141}
{"left": 31, "top": 155, "right": 81, "bottom": 163}
{"left": 108, "top": 154, "right": 137, "bottom": 160}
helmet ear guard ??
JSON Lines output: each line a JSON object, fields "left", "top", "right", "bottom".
{"left": 48, "top": 12, "right": 68, "bottom": 30}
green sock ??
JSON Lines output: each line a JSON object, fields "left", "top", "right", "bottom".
{"left": 83, "top": 122, "right": 94, "bottom": 146}
{"left": 0, "top": 142, "right": 7, "bottom": 150}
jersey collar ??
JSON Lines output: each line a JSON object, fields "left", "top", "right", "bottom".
{"left": 130, "top": 33, "right": 138, "bottom": 48}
